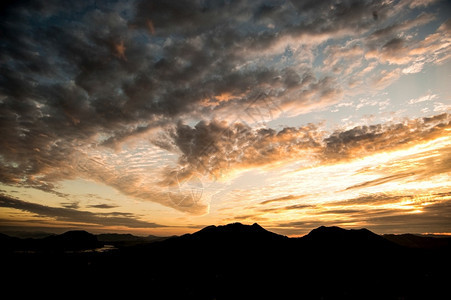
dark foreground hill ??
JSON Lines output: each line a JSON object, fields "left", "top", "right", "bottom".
{"left": 2, "top": 223, "right": 450, "bottom": 299}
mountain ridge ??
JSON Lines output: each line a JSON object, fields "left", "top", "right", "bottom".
{"left": 2, "top": 223, "right": 450, "bottom": 299}
{"left": 3, "top": 223, "right": 451, "bottom": 250}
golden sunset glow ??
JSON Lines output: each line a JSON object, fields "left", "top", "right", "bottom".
{"left": 1, "top": 0, "right": 450, "bottom": 237}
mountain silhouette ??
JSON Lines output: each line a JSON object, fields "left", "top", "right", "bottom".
{"left": 97, "top": 233, "right": 168, "bottom": 247}
{"left": 0, "top": 230, "right": 101, "bottom": 252}
{"left": 97, "top": 233, "right": 143, "bottom": 242}
{"left": 43, "top": 230, "right": 100, "bottom": 250}
{"left": 181, "top": 222, "right": 286, "bottom": 243}
{"left": 299, "top": 225, "right": 398, "bottom": 251}
{"left": 2, "top": 223, "right": 450, "bottom": 299}
{"left": 0, "top": 230, "right": 55, "bottom": 239}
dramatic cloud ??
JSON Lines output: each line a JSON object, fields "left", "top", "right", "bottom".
{"left": 323, "top": 113, "right": 450, "bottom": 161}
{"left": 157, "top": 120, "right": 323, "bottom": 184}
{"left": 0, "top": 0, "right": 350, "bottom": 193}
{"left": 159, "top": 113, "right": 450, "bottom": 182}
{"left": 0, "top": 0, "right": 447, "bottom": 176}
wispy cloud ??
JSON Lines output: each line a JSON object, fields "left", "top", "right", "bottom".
{"left": 270, "top": 193, "right": 451, "bottom": 236}
{"left": 408, "top": 93, "right": 438, "bottom": 104}
{"left": 61, "top": 201, "right": 80, "bottom": 209}
{"left": 260, "top": 194, "right": 308, "bottom": 205}
{"left": 87, "top": 204, "right": 119, "bottom": 209}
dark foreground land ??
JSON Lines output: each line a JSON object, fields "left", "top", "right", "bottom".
{"left": 2, "top": 223, "right": 450, "bottom": 299}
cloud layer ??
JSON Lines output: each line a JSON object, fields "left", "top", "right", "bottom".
{"left": 270, "top": 191, "right": 451, "bottom": 235}
{"left": 0, "top": 194, "right": 163, "bottom": 228}
{"left": 0, "top": 0, "right": 450, "bottom": 221}
{"left": 160, "top": 113, "right": 450, "bottom": 182}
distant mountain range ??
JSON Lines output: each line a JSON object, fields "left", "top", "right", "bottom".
{"left": 0, "top": 230, "right": 101, "bottom": 252}
{"left": 0, "top": 231, "right": 170, "bottom": 252}
{"left": 383, "top": 233, "right": 451, "bottom": 249}
{"left": 96, "top": 233, "right": 169, "bottom": 246}
{"left": 2, "top": 223, "right": 450, "bottom": 251}
{"left": 2, "top": 223, "right": 450, "bottom": 299}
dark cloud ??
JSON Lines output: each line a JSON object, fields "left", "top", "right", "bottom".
{"left": 365, "top": 200, "right": 451, "bottom": 233}
{"left": 365, "top": 12, "right": 439, "bottom": 64}
{"left": 286, "top": 0, "right": 395, "bottom": 39}
{"left": 345, "top": 173, "right": 413, "bottom": 190}
{"left": 0, "top": 194, "right": 164, "bottom": 228}
{"left": 368, "top": 12, "right": 435, "bottom": 41}
{"left": 87, "top": 204, "right": 119, "bottom": 209}
{"left": 134, "top": 0, "right": 391, "bottom": 48}
{"left": 382, "top": 37, "right": 405, "bottom": 52}
{"left": 0, "top": 0, "right": 344, "bottom": 193}
{"left": 61, "top": 201, "right": 80, "bottom": 209}
{"left": 157, "top": 120, "right": 322, "bottom": 184}
{"left": 134, "top": 0, "right": 251, "bottom": 36}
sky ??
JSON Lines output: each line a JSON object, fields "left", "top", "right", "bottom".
{"left": 0, "top": 0, "right": 450, "bottom": 236}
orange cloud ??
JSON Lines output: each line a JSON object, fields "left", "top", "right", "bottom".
{"left": 322, "top": 113, "right": 450, "bottom": 162}
{"left": 147, "top": 19, "right": 155, "bottom": 35}
{"left": 260, "top": 194, "right": 309, "bottom": 205}
{"left": 114, "top": 40, "right": 127, "bottom": 61}
{"left": 158, "top": 113, "right": 450, "bottom": 185}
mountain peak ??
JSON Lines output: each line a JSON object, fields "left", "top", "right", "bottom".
{"left": 307, "top": 226, "right": 375, "bottom": 237}
{"left": 44, "top": 230, "right": 100, "bottom": 250}
{"left": 302, "top": 225, "right": 396, "bottom": 250}
{"left": 190, "top": 222, "right": 286, "bottom": 242}
{"left": 197, "top": 222, "right": 265, "bottom": 233}
{"left": 251, "top": 222, "right": 264, "bottom": 229}
{"left": 310, "top": 225, "right": 345, "bottom": 234}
